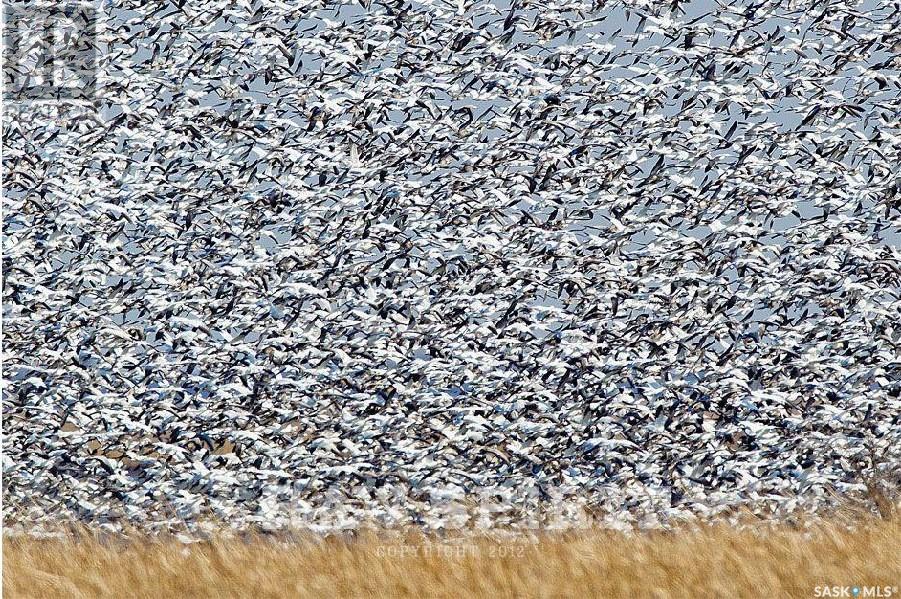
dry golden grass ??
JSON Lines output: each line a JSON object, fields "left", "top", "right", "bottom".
{"left": 4, "top": 516, "right": 900, "bottom": 599}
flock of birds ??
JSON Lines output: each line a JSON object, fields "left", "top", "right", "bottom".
{"left": 4, "top": 0, "right": 901, "bottom": 534}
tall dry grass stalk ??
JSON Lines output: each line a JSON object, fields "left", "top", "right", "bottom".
{"left": 4, "top": 517, "right": 899, "bottom": 598}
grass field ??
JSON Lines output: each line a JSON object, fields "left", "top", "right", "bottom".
{"left": 3, "top": 515, "right": 899, "bottom": 598}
